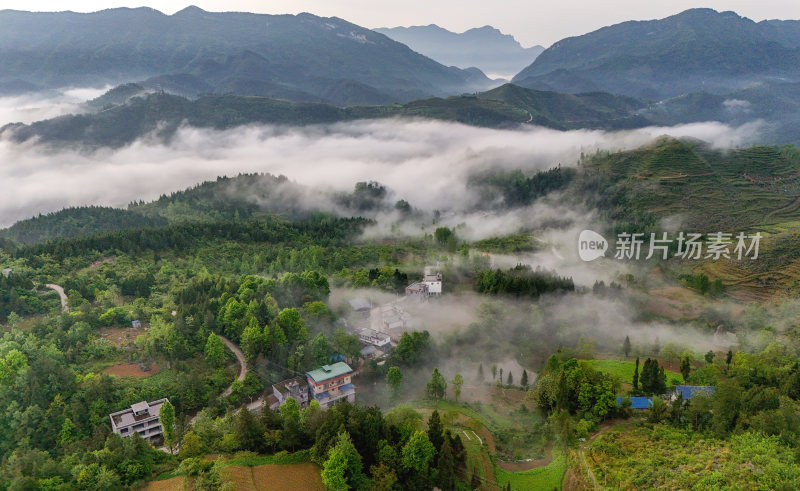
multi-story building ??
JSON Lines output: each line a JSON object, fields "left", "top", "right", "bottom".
{"left": 109, "top": 398, "right": 169, "bottom": 443}
{"left": 305, "top": 362, "right": 356, "bottom": 409}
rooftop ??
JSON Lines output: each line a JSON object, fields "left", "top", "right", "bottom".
{"left": 110, "top": 398, "right": 168, "bottom": 428}
{"left": 675, "top": 385, "right": 715, "bottom": 399}
{"left": 349, "top": 297, "right": 371, "bottom": 312}
{"left": 617, "top": 396, "right": 652, "bottom": 409}
{"left": 307, "top": 362, "right": 353, "bottom": 383}
{"left": 273, "top": 376, "right": 307, "bottom": 394}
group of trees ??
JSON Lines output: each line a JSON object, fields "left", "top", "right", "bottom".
{"left": 631, "top": 357, "right": 667, "bottom": 395}
{"left": 534, "top": 356, "right": 621, "bottom": 439}
{"left": 475, "top": 265, "right": 574, "bottom": 298}
{"left": 467, "top": 166, "right": 577, "bottom": 209}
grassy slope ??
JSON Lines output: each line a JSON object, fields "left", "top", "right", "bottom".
{"left": 495, "top": 451, "right": 566, "bottom": 491}
{"left": 584, "top": 359, "right": 685, "bottom": 387}
{"left": 587, "top": 424, "right": 800, "bottom": 489}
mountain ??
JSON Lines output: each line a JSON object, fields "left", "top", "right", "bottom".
{"left": 0, "top": 6, "right": 493, "bottom": 105}
{"left": 375, "top": 24, "right": 544, "bottom": 78}
{"left": 0, "top": 206, "right": 167, "bottom": 245}
{"left": 512, "top": 8, "right": 800, "bottom": 99}
{"left": 0, "top": 84, "right": 652, "bottom": 147}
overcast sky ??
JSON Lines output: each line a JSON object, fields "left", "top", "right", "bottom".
{"left": 2, "top": 1, "right": 800, "bottom": 46}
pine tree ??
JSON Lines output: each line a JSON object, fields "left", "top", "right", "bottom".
{"left": 478, "top": 363, "right": 485, "bottom": 382}
{"left": 437, "top": 436, "right": 456, "bottom": 491}
{"left": 680, "top": 356, "right": 692, "bottom": 381}
{"left": 427, "top": 410, "right": 445, "bottom": 462}
{"left": 726, "top": 350, "right": 734, "bottom": 367}
{"left": 633, "top": 356, "right": 640, "bottom": 390}
{"left": 507, "top": 372, "right": 514, "bottom": 386}
{"left": 623, "top": 335, "right": 631, "bottom": 357}
{"left": 521, "top": 369, "right": 529, "bottom": 388}
{"left": 491, "top": 364, "right": 497, "bottom": 380}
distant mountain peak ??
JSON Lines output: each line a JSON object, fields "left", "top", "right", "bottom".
{"left": 173, "top": 5, "right": 207, "bottom": 16}
{"left": 375, "top": 24, "right": 543, "bottom": 78}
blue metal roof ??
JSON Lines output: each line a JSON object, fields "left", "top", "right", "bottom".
{"left": 617, "top": 396, "right": 652, "bottom": 409}
{"left": 675, "top": 385, "right": 715, "bottom": 399}
{"left": 339, "top": 383, "right": 355, "bottom": 392}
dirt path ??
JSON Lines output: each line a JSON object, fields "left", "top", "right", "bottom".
{"left": 576, "top": 446, "right": 599, "bottom": 490}
{"left": 45, "top": 283, "right": 68, "bottom": 312}
{"left": 219, "top": 335, "right": 247, "bottom": 397}
{"left": 189, "top": 335, "right": 248, "bottom": 426}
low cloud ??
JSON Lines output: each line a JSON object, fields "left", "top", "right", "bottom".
{"left": 0, "top": 116, "right": 762, "bottom": 228}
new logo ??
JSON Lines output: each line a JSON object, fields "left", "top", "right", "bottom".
{"left": 578, "top": 229, "right": 608, "bottom": 262}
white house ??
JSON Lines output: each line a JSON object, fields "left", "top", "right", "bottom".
{"left": 109, "top": 398, "right": 169, "bottom": 443}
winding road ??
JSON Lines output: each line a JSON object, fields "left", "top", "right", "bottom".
{"left": 45, "top": 283, "right": 68, "bottom": 313}
{"left": 219, "top": 335, "right": 247, "bottom": 396}
{"left": 188, "top": 334, "right": 248, "bottom": 425}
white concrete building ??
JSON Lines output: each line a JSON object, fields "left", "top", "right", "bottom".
{"left": 109, "top": 398, "right": 169, "bottom": 443}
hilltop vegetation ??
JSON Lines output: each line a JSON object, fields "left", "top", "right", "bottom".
{"left": 0, "top": 84, "right": 655, "bottom": 148}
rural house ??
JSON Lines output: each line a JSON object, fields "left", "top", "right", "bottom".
{"left": 109, "top": 398, "right": 169, "bottom": 443}
{"left": 306, "top": 362, "right": 356, "bottom": 409}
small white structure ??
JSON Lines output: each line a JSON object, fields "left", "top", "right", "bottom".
{"left": 109, "top": 398, "right": 169, "bottom": 443}
{"left": 1, "top": 268, "right": 11, "bottom": 278}
{"left": 131, "top": 320, "right": 142, "bottom": 329}
{"left": 357, "top": 327, "right": 391, "bottom": 348}
{"left": 406, "top": 267, "right": 442, "bottom": 298}
{"left": 423, "top": 266, "right": 442, "bottom": 295}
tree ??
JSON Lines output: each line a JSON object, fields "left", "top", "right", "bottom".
{"left": 633, "top": 357, "right": 640, "bottom": 390}
{"left": 447, "top": 430, "right": 466, "bottom": 480}
{"left": 277, "top": 308, "right": 307, "bottom": 344}
{"left": 401, "top": 431, "right": 435, "bottom": 489}
{"left": 452, "top": 374, "right": 464, "bottom": 401}
{"left": 426, "top": 368, "right": 447, "bottom": 400}
{"left": 280, "top": 397, "right": 303, "bottom": 451}
{"left": 59, "top": 417, "right": 76, "bottom": 446}
{"left": 159, "top": 400, "right": 175, "bottom": 452}
{"left": 680, "top": 356, "right": 692, "bottom": 381}
{"left": 236, "top": 405, "right": 266, "bottom": 453}
{"left": 427, "top": 411, "right": 444, "bottom": 458}
{"left": 437, "top": 436, "right": 455, "bottom": 491}
{"left": 204, "top": 333, "right": 226, "bottom": 367}
{"left": 704, "top": 350, "right": 715, "bottom": 364}
{"left": 477, "top": 363, "right": 485, "bottom": 383}
{"left": 322, "top": 432, "right": 366, "bottom": 491}
{"left": 386, "top": 366, "right": 403, "bottom": 401}
{"left": 640, "top": 358, "right": 666, "bottom": 395}
{"left": 179, "top": 431, "right": 203, "bottom": 459}
{"left": 726, "top": 350, "right": 734, "bottom": 368}
{"left": 507, "top": 372, "right": 514, "bottom": 386}
{"left": 521, "top": 369, "right": 529, "bottom": 388}
{"left": 623, "top": 335, "right": 631, "bottom": 357}
{"left": 369, "top": 463, "right": 399, "bottom": 491}
{"left": 499, "top": 368, "right": 504, "bottom": 384}
{"left": 491, "top": 364, "right": 497, "bottom": 380}
{"left": 240, "top": 319, "right": 265, "bottom": 361}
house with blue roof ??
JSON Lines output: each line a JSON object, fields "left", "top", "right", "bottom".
{"left": 306, "top": 362, "right": 356, "bottom": 409}
{"left": 617, "top": 396, "right": 653, "bottom": 410}
{"left": 672, "top": 385, "right": 715, "bottom": 401}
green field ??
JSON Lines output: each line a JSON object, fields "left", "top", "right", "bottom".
{"left": 495, "top": 451, "right": 566, "bottom": 491}
{"left": 583, "top": 359, "right": 684, "bottom": 387}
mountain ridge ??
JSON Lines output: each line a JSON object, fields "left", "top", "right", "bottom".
{"left": 375, "top": 24, "right": 543, "bottom": 77}
{"left": 0, "top": 6, "right": 494, "bottom": 104}
{"left": 512, "top": 8, "right": 800, "bottom": 99}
